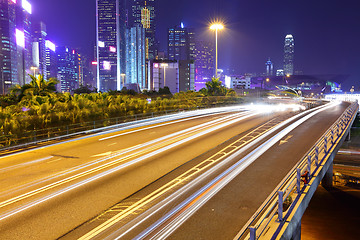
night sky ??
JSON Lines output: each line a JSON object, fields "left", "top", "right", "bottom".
{"left": 30, "top": 0, "right": 360, "bottom": 90}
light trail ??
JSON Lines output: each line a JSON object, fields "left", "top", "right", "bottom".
{"left": 0, "top": 110, "right": 250, "bottom": 200}
{"left": 0, "top": 106, "right": 246, "bottom": 159}
{"left": 134, "top": 102, "right": 338, "bottom": 240}
{"left": 81, "top": 103, "right": 332, "bottom": 240}
{"left": 0, "top": 110, "right": 260, "bottom": 221}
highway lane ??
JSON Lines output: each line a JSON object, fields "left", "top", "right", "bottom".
{"left": 55, "top": 103, "right": 329, "bottom": 239}
{"left": 0, "top": 105, "right": 300, "bottom": 239}
{"left": 61, "top": 102, "right": 349, "bottom": 240}
{"left": 0, "top": 108, "right": 249, "bottom": 200}
{"left": 155, "top": 102, "right": 349, "bottom": 240}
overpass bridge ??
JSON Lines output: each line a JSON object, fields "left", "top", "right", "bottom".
{"left": 0, "top": 100, "right": 357, "bottom": 240}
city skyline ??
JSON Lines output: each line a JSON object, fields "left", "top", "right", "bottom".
{"left": 5, "top": 0, "right": 360, "bottom": 91}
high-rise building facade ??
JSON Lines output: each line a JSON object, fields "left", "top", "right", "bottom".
{"left": 32, "top": 22, "right": 47, "bottom": 79}
{"left": 284, "top": 34, "right": 294, "bottom": 76}
{"left": 57, "top": 46, "right": 79, "bottom": 93}
{"left": 0, "top": 0, "right": 17, "bottom": 94}
{"left": 266, "top": 58, "right": 273, "bottom": 76}
{"left": 126, "top": 24, "right": 146, "bottom": 89}
{"left": 130, "top": 0, "right": 157, "bottom": 60}
{"left": 168, "top": 23, "right": 196, "bottom": 61}
{"left": 0, "top": 0, "right": 34, "bottom": 93}
{"left": 194, "top": 40, "right": 214, "bottom": 91}
{"left": 96, "top": 0, "right": 127, "bottom": 92}
{"left": 45, "top": 40, "right": 57, "bottom": 80}
{"left": 16, "top": 0, "right": 33, "bottom": 85}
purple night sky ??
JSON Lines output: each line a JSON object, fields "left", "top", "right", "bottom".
{"left": 30, "top": 0, "right": 360, "bottom": 90}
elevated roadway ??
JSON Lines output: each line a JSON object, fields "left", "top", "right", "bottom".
{"left": 0, "top": 101, "right": 353, "bottom": 240}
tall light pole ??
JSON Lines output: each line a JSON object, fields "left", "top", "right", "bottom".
{"left": 30, "top": 66, "right": 38, "bottom": 77}
{"left": 210, "top": 23, "right": 224, "bottom": 79}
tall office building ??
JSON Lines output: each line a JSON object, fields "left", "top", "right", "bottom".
{"left": 126, "top": 24, "right": 146, "bottom": 89}
{"left": 130, "top": 0, "right": 157, "bottom": 60}
{"left": 0, "top": 0, "right": 17, "bottom": 94}
{"left": 194, "top": 40, "right": 214, "bottom": 91}
{"left": 32, "top": 22, "right": 47, "bottom": 79}
{"left": 57, "top": 46, "right": 79, "bottom": 92}
{"left": 284, "top": 34, "right": 294, "bottom": 76}
{"left": 266, "top": 58, "right": 273, "bottom": 76}
{"left": 96, "top": 0, "right": 127, "bottom": 92}
{"left": 16, "top": 0, "right": 33, "bottom": 85}
{"left": 168, "top": 23, "right": 196, "bottom": 61}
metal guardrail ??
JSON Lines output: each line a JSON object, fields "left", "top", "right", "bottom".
{"left": 236, "top": 101, "right": 359, "bottom": 240}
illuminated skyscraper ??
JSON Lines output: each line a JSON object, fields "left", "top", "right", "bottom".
{"left": 96, "top": 0, "right": 127, "bottom": 92}
{"left": 266, "top": 58, "right": 273, "bottom": 76}
{"left": 168, "top": 23, "right": 196, "bottom": 61}
{"left": 0, "top": 0, "right": 17, "bottom": 94}
{"left": 126, "top": 24, "right": 146, "bottom": 89}
{"left": 57, "top": 47, "right": 80, "bottom": 93}
{"left": 0, "top": 0, "right": 33, "bottom": 93}
{"left": 16, "top": 0, "right": 33, "bottom": 85}
{"left": 32, "top": 22, "right": 47, "bottom": 79}
{"left": 130, "top": 0, "right": 157, "bottom": 60}
{"left": 284, "top": 34, "right": 294, "bottom": 76}
{"left": 194, "top": 40, "right": 214, "bottom": 91}
{"left": 45, "top": 40, "right": 58, "bottom": 81}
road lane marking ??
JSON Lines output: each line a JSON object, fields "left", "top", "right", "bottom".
{"left": 279, "top": 135, "right": 293, "bottom": 145}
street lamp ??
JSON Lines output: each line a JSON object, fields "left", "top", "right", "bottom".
{"left": 161, "top": 63, "right": 168, "bottom": 87}
{"left": 120, "top": 73, "right": 126, "bottom": 89}
{"left": 210, "top": 23, "right": 224, "bottom": 79}
{"left": 30, "top": 66, "right": 38, "bottom": 77}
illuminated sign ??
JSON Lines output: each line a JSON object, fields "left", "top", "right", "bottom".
{"left": 11, "top": 0, "right": 16, "bottom": 3}
{"left": 154, "top": 63, "right": 159, "bottom": 68}
{"left": 181, "top": 22, "right": 184, "bottom": 28}
{"left": 45, "top": 40, "right": 56, "bottom": 52}
{"left": 22, "top": 0, "right": 32, "bottom": 14}
{"left": 91, "top": 61, "right": 98, "bottom": 65}
{"left": 98, "top": 41, "right": 105, "bottom": 48}
{"left": 109, "top": 46, "right": 116, "bottom": 53}
{"left": 103, "top": 61, "right": 111, "bottom": 70}
{"left": 15, "top": 29, "right": 25, "bottom": 48}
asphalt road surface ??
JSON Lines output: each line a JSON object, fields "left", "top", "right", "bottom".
{"left": 0, "top": 102, "right": 350, "bottom": 240}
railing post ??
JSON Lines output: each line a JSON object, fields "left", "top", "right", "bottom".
{"left": 297, "top": 168, "right": 301, "bottom": 193}
{"left": 66, "top": 125, "right": 69, "bottom": 135}
{"left": 278, "top": 191, "right": 284, "bottom": 222}
{"left": 249, "top": 227, "right": 256, "bottom": 240}
{"left": 331, "top": 129, "right": 334, "bottom": 145}
{"left": 315, "top": 147, "right": 319, "bottom": 166}
{"left": 337, "top": 123, "right": 340, "bottom": 137}
{"left": 93, "top": 121, "right": 96, "bottom": 129}
{"left": 324, "top": 137, "right": 328, "bottom": 154}
{"left": 307, "top": 155, "right": 311, "bottom": 174}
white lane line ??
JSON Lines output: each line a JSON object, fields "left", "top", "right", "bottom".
{"left": 135, "top": 103, "right": 338, "bottom": 240}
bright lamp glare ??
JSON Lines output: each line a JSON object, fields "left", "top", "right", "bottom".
{"left": 210, "top": 23, "right": 224, "bottom": 30}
